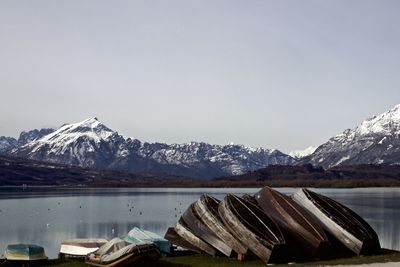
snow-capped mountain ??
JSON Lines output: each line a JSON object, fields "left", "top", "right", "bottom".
{"left": 289, "top": 146, "right": 316, "bottom": 159}
{"left": 0, "top": 136, "right": 17, "bottom": 154}
{"left": 0, "top": 128, "right": 54, "bottom": 154}
{"left": 7, "top": 118, "right": 295, "bottom": 178}
{"left": 301, "top": 104, "right": 400, "bottom": 168}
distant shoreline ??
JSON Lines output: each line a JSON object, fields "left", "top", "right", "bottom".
{"left": 2, "top": 179, "right": 400, "bottom": 189}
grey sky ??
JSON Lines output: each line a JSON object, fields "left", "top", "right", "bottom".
{"left": 0, "top": 0, "right": 399, "bottom": 153}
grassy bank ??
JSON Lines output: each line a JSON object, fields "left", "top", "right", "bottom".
{"left": 2, "top": 249, "right": 400, "bottom": 267}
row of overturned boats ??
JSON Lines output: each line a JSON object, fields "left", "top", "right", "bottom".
{"left": 164, "top": 187, "right": 381, "bottom": 264}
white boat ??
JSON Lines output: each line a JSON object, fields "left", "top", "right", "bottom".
{"left": 60, "top": 239, "right": 108, "bottom": 258}
{"left": 86, "top": 238, "right": 160, "bottom": 267}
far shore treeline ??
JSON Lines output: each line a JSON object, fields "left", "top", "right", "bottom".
{"left": 1, "top": 155, "right": 400, "bottom": 188}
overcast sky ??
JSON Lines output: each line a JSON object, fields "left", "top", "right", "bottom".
{"left": 0, "top": 0, "right": 399, "bottom": 153}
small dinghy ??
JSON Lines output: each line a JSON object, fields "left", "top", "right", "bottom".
{"left": 193, "top": 194, "right": 248, "bottom": 257}
{"left": 86, "top": 238, "right": 160, "bottom": 267}
{"left": 123, "top": 227, "right": 171, "bottom": 255}
{"left": 181, "top": 203, "right": 232, "bottom": 256}
{"left": 293, "top": 188, "right": 380, "bottom": 255}
{"left": 4, "top": 244, "right": 47, "bottom": 261}
{"left": 218, "top": 194, "right": 286, "bottom": 263}
{"left": 59, "top": 239, "right": 108, "bottom": 258}
{"left": 255, "top": 186, "right": 330, "bottom": 258}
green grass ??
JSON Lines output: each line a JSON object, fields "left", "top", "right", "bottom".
{"left": 1, "top": 250, "right": 400, "bottom": 267}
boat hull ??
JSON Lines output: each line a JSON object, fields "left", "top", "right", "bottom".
{"left": 86, "top": 238, "right": 160, "bottom": 267}
{"left": 218, "top": 194, "right": 286, "bottom": 263}
{"left": 4, "top": 244, "right": 47, "bottom": 261}
{"left": 60, "top": 239, "right": 108, "bottom": 258}
{"left": 193, "top": 194, "right": 248, "bottom": 255}
{"left": 182, "top": 203, "right": 232, "bottom": 256}
{"left": 174, "top": 220, "right": 217, "bottom": 256}
{"left": 164, "top": 227, "right": 202, "bottom": 253}
{"left": 293, "top": 188, "right": 380, "bottom": 255}
{"left": 255, "top": 186, "right": 330, "bottom": 258}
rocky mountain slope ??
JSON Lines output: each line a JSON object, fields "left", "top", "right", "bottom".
{"left": 3, "top": 118, "right": 295, "bottom": 178}
{"left": 300, "top": 104, "right": 400, "bottom": 168}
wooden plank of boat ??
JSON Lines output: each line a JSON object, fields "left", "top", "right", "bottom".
{"left": 293, "top": 188, "right": 381, "bottom": 255}
{"left": 254, "top": 186, "right": 330, "bottom": 258}
{"left": 218, "top": 194, "right": 286, "bottom": 263}
{"left": 4, "top": 244, "right": 48, "bottom": 261}
{"left": 174, "top": 219, "right": 217, "bottom": 256}
{"left": 181, "top": 203, "right": 232, "bottom": 256}
{"left": 193, "top": 194, "right": 248, "bottom": 256}
{"left": 60, "top": 239, "right": 108, "bottom": 258}
{"left": 164, "top": 227, "right": 202, "bottom": 254}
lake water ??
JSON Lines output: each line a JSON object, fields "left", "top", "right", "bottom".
{"left": 0, "top": 187, "right": 399, "bottom": 258}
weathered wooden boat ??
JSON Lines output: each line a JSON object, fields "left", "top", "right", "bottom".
{"left": 123, "top": 227, "right": 171, "bottom": 255}
{"left": 218, "top": 194, "right": 286, "bottom": 263}
{"left": 181, "top": 203, "right": 232, "bottom": 256}
{"left": 85, "top": 238, "right": 160, "bottom": 267}
{"left": 4, "top": 244, "right": 48, "bottom": 261}
{"left": 174, "top": 219, "right": 217, "bottom": 256}
{"left": 293, "top": 188, "right": 380, "bottom": 255}
{"left": 193, "top": 194, "right": 248, "bottom": 257}
{"left": 164, "top": 227, "right": 202, "bottom": 253}
{"left": 255, "top": 186, "right": 330, "bottom": 258}
{"left": 59, "top": 239, "right": 108, "bottom": 258}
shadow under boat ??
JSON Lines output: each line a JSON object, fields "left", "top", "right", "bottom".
{"left": 293, "top": 188, "right": 381, "bottom": 255}
{"left": 193, "top": 194, "right": 248, "bottom": 257}
{"left": 181, "top": 203, "right": 232, "bottom": 256}
{"left": 254, "top": 186, "right": 331, "bottom": 259}
{"left": 218, "top": 193, "right": 286, "bottom": 263}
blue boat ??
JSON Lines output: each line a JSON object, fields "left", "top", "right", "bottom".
{"left": 4, "top": 244, "right": 47, "bottom": 261}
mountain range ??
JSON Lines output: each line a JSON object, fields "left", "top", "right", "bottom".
{"left": 1, "top": 118, "right": 294, "bottom": 178}
{"left": 1, "top": 104, "right": 399, "bottom": 178}
{"left": 299, "top": 104, "right": 400, "bottom": 168}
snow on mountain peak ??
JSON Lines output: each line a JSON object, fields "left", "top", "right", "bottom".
{"left": 289, "top": 146, "right": 316, "bottom": 159}
{"left": 21, "top": 118, "right": 117, "bottom": 156}
{"left": 355, "top": 104, "right": 400, "bottom": 136}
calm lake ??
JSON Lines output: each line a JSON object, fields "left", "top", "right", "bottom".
{"left": 0, "top": 187, "right": 399, "bottom": 258}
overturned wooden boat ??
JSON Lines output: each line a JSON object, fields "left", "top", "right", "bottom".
{"left": 86, "top": 238, "right": 160, "bottom": 267}
{"left": 4, "top": 244, "right": 48, "bottom": 261}
{"left": 174, "top": 219, "right": 217, "bottom": 256}
{"left": 255, "top": 186, "right": 330, "bottom": 258}
{"left": 181, "top": 203, "right": 232, "bottom": 256}
{"left": 59, "top": 239, "right": 108, "bottom": 258}
{"left": 218, "top": 194, "right": 286, "bottom": 263}
{"left": 123, "top": 227, "right": 171, "bottom": 255}
{"left": 193, "top": 194, "right": 248, "bottom": 257}
{"left": 293, "top": 188, "right": 380, "bottom": 255}
{"left": 164, "top": 227, "right": 202, "bottom": 253}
